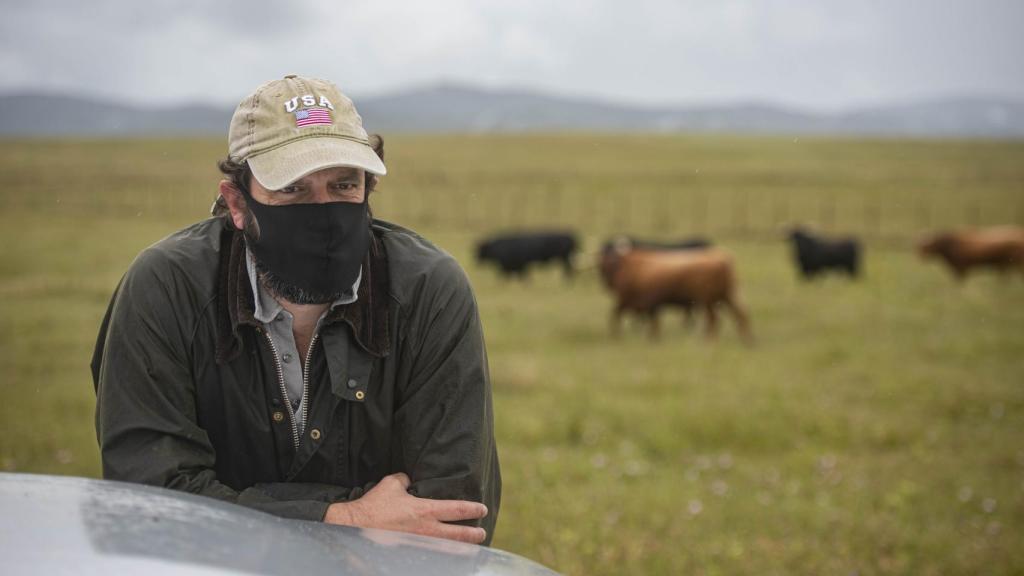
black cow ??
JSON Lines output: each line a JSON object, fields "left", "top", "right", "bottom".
{"left": 788, "top": 227, "right": 861, "bottom": 279}
{"left": 600, "top": 235, "right": 712, "bottom": 257}
{"left": 476, "top": 231, "right": 578, "bottom": 280}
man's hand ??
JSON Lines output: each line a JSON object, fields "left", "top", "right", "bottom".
{"left": 324, "top": 473, "right": 488, "bottom": 544}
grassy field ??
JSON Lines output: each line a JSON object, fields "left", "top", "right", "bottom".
{"left": 1, "top": 135, "right": 1023, "bottom": 575}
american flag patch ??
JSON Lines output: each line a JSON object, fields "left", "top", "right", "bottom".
{"left": 294, "top": 107, "right": 332, "bottom": 127}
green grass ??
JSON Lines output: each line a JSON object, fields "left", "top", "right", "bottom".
{"left": 1, "top": 135, "right": 1023, "bottom": 575}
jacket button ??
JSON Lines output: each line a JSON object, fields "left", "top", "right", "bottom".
{"left": 310, "top": 428, "right": 322, "bottom": 441}
{"left": 272, "top": 411, "right": 285, "bottom": 423}
{"left": 347, "top": 378, "right": 358, "bottom": 389}
{"left": 355, "top": 390, "right": 365, "bottom": 400}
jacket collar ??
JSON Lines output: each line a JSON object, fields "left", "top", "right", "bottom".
{"left": 215, "top": 222, "right": 391, "bottom": 363}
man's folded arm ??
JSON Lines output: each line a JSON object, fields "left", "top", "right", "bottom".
{"left": 395, "top": 258, "right": 502, "bottom": 544}
{"left": 94, "top": 259, "right": 359, "bottom": 522}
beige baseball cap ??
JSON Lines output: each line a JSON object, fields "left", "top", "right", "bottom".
{"left": 228, "top": 75, "right": 386, "bottom": 190}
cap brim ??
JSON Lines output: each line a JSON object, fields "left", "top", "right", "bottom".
{"left": 247, "top": 137, "right": 387, "bottom": 191}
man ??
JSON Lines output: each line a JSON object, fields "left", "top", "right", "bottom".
{"left": 91, "top": 75, "right": 500, "bottom": 545}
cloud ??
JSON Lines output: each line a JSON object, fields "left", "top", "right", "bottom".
{"left": 1, "top": 0, "right": 1022, "bottom": 110}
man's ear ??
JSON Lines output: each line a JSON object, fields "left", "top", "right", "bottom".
{"left": 218, "top": 180, "right": 248, "bottom": 231}
{"left": 365, "top": 134, "right": 385, "bottom": 194}
{"left": 369, "top": 133, "right": 384, "bottom": 161}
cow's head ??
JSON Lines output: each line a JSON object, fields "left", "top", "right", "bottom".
{"left": 598, "top": 236, "right": 632, "bottom": 288}
{"left": 917, "top": 232, "right": 954, "bottom": 259}
{"left": 787, "top": 226, "right": 810, "bottom": 243}
{"left": 476, "top": 240, "right": 494, "bottom": 263}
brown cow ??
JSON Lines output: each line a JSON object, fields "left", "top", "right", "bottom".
{"left": 600, "top": 244, "right": 752, "bottom": 342}
{"left": 918, "top": 226, "right": 1024, "bottom": 280}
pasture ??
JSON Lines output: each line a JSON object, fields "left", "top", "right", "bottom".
{"left": 1, "top": 135, "right": 1023, "bottom": 575}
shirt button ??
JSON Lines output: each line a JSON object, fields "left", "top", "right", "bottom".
{"left": 310, "top": 428, "right": 322, "bottom": 441}
{"left": 355, "top": 390, "right": 365, "bottom": 400}
{"left": 271, "top": 411, "right": 285, "bottom": 423}
{"left": 347, "top": 378, "right": 358, "bottom": 389}
{"left": 282, "top": 353, "right": 293, "bottom": 363}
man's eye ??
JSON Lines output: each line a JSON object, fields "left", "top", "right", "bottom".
{"left": 280, "top": 186, "right": 303, "bottom": 194}
{"left": 332, "top": 182, "right": 358, "bottom": 191}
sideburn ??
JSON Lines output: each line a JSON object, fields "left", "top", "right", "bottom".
{"left": 242, "top": 205, "right": 261, "bottom": 240}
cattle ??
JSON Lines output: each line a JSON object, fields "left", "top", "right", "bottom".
{"left": 476, "top": 230, "right": 578, "bottom": 281}
{"left": 787, "top": 227, "right": 862, "bottom": 279}
{"left": 917, "top": 226, "right": 1024, "bottom": 281}
{"left": 600, "top": 235, "right": 712, "bottom": 257}
{"left": 600, "top": 245, "right": 752, "bottom": 343}
{"left": 599, "top": 235, "right": 713, "bottom": 328}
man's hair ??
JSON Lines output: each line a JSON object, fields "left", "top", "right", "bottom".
{"left": 211, "top": 133, "right": 385, "bottom": 218}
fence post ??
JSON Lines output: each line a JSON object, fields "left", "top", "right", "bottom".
{"left": 915, "top": 194, "right": 930, "bottom": 232}
{"left": 819, "top": 193, "right": 835, "bottom": 232}
{"left": 864, "top": 191, "right": 881, "bottom": 239}
{"left": 773, "top": 193, "right": 789, "bottom": 233}
{"left": 653, "top": 188, "right": 667, "bottom": 233}
{"left": 421, "top": 186, "right": 434, "bottom": 227}
{"left": 614, "top": 189, "right": 631, "bottom": 232}
{"left": 548, "top": 182, "right": 561, "bottom": 228}
{"left": 691, "top": 191, "right": 707, "bottom": 235}
{"left": 582, "top": 184, "right": 595, "bottom": 234}
{"left": 733, "top": 188, "right": 749, "bottom": 237}
{"left": 512, "top": 187, "right": 526, "bottom": 228}
{"left": 966, "top": 197, "right": 981, "bottom": 227}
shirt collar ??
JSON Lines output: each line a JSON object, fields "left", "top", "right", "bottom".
{"left": 245, "top": 246, "right": 361, "bottom": 324}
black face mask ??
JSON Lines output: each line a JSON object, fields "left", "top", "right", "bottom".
{"left": 242, "top": 190, "right": 369, "bottom": 304}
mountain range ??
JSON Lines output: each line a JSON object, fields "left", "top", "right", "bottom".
{"left": 2, "top": 83, "right": 1022, "bottom": 138}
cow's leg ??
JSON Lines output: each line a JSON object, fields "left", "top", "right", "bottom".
{"left": 682, "top": 304, "right": 695, "bottom": 331}
{"left": 610, "top": 303, "right": 625, "bottom": 338}
{"left": 647, "top": 309, "right": 660, "bottom": 340}
{"left": 997, "top": 262, "right": 1011, "bottom": 282}
{"left": 725, "top": 296, "right": 754, "bottom": 345}
{"left": 704, "top": 303, "right": 719, "bottom": 340}
{"left": 952, "top": 264, "right": 967, "bottom": 282}
{"left": 562, "top": 256, "right": 574, "bottom": 282}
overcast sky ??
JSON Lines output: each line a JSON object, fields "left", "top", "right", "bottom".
{"left": 1, "top": 0, "right": 1022, "bottom": 111}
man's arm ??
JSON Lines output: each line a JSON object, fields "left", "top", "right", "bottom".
{"left": 93, "top": 255, "right": 355, "bottom": 521}
{"left": 94, "top": 251, "right": 491, "bottom": 538}
{"left": 324, "top": 473, "right": 488, "bottom": 544}
{"left": 391, "top": 256, "right": 502, "bottom": 544}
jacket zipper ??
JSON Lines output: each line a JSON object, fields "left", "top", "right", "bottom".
{"left": 300, "top": 332, "right": 319, "bottom": 441}
{"left": 260, "top": 329, "right": 301, "bottom": 451}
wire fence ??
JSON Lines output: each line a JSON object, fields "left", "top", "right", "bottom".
{"left": 2, "top": 137, "right": 1021, "bottom": 251}
{"left": 369, "top": 180, "right": 1024, "bottom": 249}
{"left": 4, "top": 179, "right": 1021, "bottom": 253}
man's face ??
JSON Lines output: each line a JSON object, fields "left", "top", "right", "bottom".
{"left": 219, "top": 165, "right": 370, "bottom": 305}
{"left": 249, "top": 166, "right": 366, "bottom": 206}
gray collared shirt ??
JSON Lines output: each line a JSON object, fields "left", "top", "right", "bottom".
{"left": 246, "top": 248, "right": 360, "bottom": 434}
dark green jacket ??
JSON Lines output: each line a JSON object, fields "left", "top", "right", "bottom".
{"left": 91, "top": 217, "right": 500, "bottom": 543}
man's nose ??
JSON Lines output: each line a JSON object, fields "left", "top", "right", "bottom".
{"left": 309, "top": 184, "right": 333, "bottom": 204}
